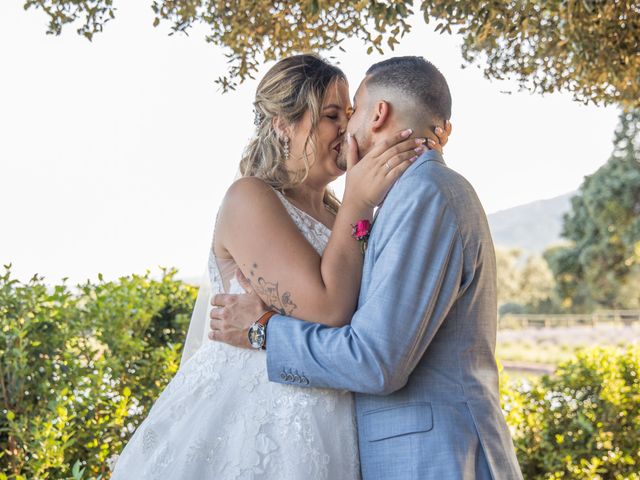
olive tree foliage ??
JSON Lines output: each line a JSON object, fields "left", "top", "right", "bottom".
{"left": 22, "top": 0, "right": 412, "bottom": 91}
{"left": 422, "top": 1, "right": 640, "bottom": 108}
{"left": 23, "top": 0, "right": 640, "bottom": 106}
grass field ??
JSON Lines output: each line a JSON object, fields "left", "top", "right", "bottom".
{"left": 496, "top": 324, "right": 640, "bottom": 373}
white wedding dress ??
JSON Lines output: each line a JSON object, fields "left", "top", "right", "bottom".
{"left": 111, "top": 191, "right": 360, "bottom": 479}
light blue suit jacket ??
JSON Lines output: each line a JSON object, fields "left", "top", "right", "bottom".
{"left": 266, "top": 151, "right": 523, "bottom": 480}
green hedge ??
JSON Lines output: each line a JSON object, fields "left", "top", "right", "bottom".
{"left": 1, "top": 266, "right": 639, "bottom": 479}
{"left": 0, "top": 266, "right": 196, "bottom": 479}
{"left": 501, "top": 347, "right": 640, "bottom": 479}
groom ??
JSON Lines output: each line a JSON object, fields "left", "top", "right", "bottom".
{"left": 210, "top": 56, "right": 523, "bottom": 479}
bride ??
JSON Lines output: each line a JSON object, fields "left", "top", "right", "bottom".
{"left": 111, "top": 54, "right": 446, "bottom": 479}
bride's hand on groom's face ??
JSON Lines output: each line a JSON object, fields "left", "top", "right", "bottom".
{"left": 209, "top": 269, "right": 269, "bottom": 349}
{"left": 344, "top": 129, "right": 425, "bottom": 208}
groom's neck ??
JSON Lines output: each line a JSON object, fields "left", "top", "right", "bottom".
{"left": 373, "top": 116, "right": 443, "bottom": 148}
{"left": 398, "top": 115, "right": 445, "bottom": 147}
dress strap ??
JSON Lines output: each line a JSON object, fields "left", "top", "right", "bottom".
{"left": 271, "top": 189, "right": 331, "bottom": 235}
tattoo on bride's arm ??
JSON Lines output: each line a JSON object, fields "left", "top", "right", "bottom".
{"left": 249, "top": 265, "right": 298, "bottom": 316}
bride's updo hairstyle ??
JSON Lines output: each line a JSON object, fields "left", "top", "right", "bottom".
{"left": 240, "top": 54, "right": 345, "bottom": 213}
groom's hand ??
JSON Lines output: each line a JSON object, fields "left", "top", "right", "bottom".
{"left": 209, "top": 269, "right": 269, "bottom": 349}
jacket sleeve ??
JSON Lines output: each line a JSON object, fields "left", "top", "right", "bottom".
{"left": 266, "top": 171, "right": 464, "bottom": 395}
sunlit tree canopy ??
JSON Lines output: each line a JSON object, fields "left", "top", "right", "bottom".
{"left": 23, "top": 0, "right": 640, "bottom": 106}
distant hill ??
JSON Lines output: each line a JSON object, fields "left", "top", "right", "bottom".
{"left": 488, "top": 192, "right": 575, "bottom": 254}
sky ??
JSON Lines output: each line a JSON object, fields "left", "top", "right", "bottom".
{"left": 0, "top": 2, "right": 620, "bottom": 285}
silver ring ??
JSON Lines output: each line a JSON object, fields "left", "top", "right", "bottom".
{"left": 385, "top": 160, "right": 391, "bottom": 172}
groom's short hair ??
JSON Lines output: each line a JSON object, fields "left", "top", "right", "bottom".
{"left": 365, "top": 56, "right": 452, "bottom": 122}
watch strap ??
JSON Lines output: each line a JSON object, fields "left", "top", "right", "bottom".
{"left": 257, "top": 310, "right": 277, "bottom": 327}
{"left": 257, "top": 311, "right": 276, "bottom": 350}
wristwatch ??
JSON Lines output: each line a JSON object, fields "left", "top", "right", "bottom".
{"left": 248, "top": 311, "right": 277, "bottom": 349}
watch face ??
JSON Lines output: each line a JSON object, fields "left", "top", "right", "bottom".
{"left": 248, "top": 324, "right": 265, "bottom": 349}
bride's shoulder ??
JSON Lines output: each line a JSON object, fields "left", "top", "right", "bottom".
{"left": 215, "top": 177, "right": 297, "bottom": 252}
{"left": 218, "top": 177, "right": 287, "bottom": 223}
{"left": 222, "top": 177, "right": 280, "bottom": 209}
{"left": 226, "top": 176, "right": 274, "bottom": 196}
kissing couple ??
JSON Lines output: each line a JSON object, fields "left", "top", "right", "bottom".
{"left": 112, "top": 54, "right": 523, "bottom": 479}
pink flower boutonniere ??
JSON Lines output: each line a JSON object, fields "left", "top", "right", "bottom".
{"left": 351, "top": 219, "right": 372, "bottom": 254}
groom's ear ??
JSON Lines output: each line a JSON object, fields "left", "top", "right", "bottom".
{"left": 371, "top": 100, "right": 390, "bottom": 132}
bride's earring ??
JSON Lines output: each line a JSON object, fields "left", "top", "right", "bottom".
{"left": 283, "top": 137, "right": 290, "bottom": 160}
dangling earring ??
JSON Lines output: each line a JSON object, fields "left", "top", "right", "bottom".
{"left": 283, "top": 137, "right": 290, "bottom": 160}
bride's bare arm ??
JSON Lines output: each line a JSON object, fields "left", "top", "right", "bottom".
{"left": 217, "top": 131, "right": 423, "bottom": 327}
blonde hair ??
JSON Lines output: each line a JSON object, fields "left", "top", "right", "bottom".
{"left": 239, "top": 54, "right": 345, "bottom": 214}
